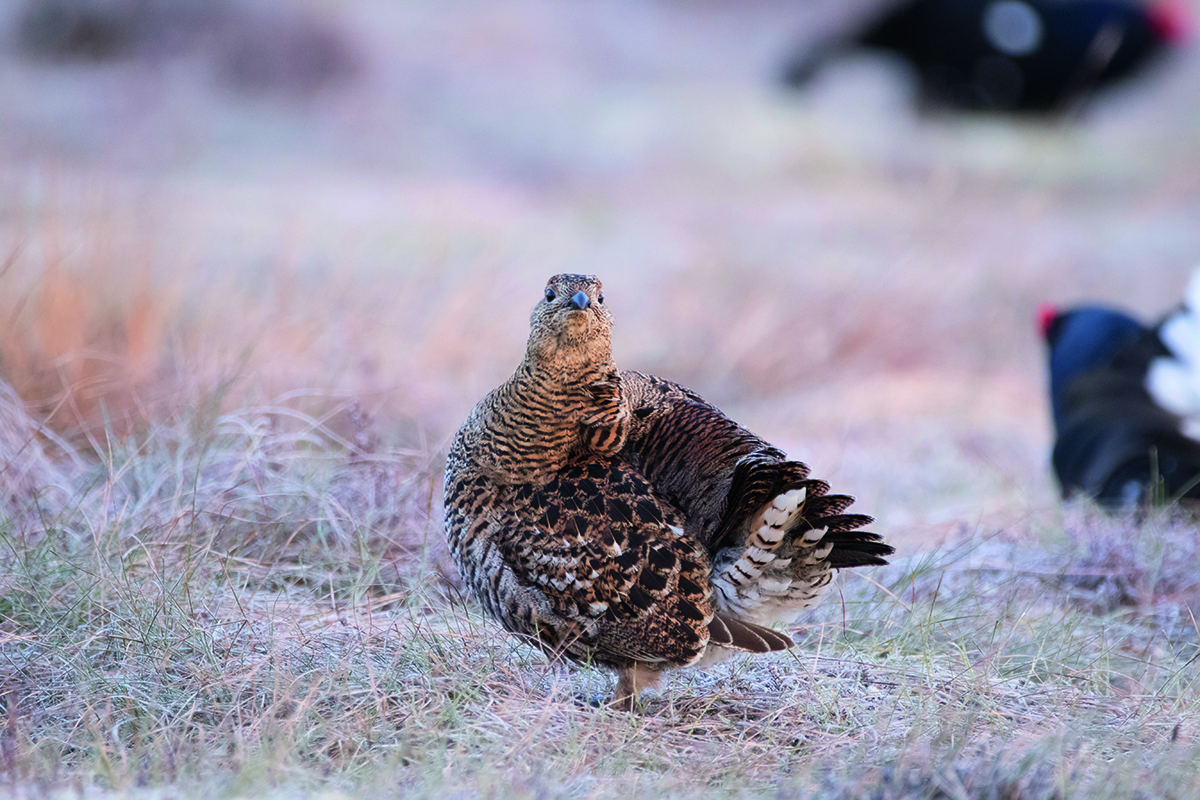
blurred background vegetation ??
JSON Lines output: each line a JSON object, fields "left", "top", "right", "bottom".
{"left": 3, "top": 3, "right": 1200, "bottom": 795}
{"left": 1, "top": 0, "right": 1198, "bottom": 539}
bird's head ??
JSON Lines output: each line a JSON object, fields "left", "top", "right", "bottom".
{"left": 526, "top": 274, "right": 613, "bottom": 365}
{"left": 1037, "top": 302, "right": 1061, "bottom": 341}
{"left": 1148, "top": 0, "right": 1192, "bottom": 44}
{"left": 1037, "top": 302, "right": 1148, "bottom": 429}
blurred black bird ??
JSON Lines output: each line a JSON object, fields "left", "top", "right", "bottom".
{"left": 1040, "top": 271, "right": 1200, "bottom": 508}
{"left": 783, "top": 0, "right": 1191, "bottom": 112}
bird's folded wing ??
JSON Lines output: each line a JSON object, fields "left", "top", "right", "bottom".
{"left": 618, "top": 371, "right": 780, "bottom": 548}
{"left": 619, "top": 370, "right": 890, "bottom": 567}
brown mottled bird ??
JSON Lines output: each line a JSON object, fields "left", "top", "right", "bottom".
{"left": 444, "top": 274, "right": 893, "bottom": 709}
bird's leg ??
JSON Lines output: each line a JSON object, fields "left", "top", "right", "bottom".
{"left": 612, "top": 665, "right": 662, "bottom": 712}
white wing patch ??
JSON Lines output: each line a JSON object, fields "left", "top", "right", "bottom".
{"left": 1147, "top": 266, "right": 1200, "bottom": 434}
{"left": 1147, "top": 359, "right": 1197, "bottom": 417}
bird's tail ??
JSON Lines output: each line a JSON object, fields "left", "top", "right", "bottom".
{"left": 780, "top": 37, "right": 844, "bottom": 88}
{"left": 709, "top": 454, "right": 892, "bottom": 627}
{"left": 1147, "top": 266, "right": 1200, "bottom": 435}
{"left": 707, "top": 612, "right": 794, "bottom": 652}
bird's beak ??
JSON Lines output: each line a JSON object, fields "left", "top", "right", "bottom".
{"left": 567, "top": 291, "right": 591, "bottom": 311}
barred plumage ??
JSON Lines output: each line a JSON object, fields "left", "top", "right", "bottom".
{"left": 444, "top": 274, "right": 893, "bottom": 708}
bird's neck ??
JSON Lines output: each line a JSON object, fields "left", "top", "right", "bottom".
{"left": 468, "top": 345, "right": 620, "bottom": 484}
{"left": 522, "top": 340, "right": 616, "bottom": 388}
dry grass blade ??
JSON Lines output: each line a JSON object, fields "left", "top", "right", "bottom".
{"left": 4, "top": 415, "right": 1200, "bottom": 799}
{"left": 2, "top": 0, "right": 1200, "bottom": 795}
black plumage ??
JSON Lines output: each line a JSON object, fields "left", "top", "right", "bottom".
{"left": 1041, "top": 278, "right": 1200, "bottom": 508}
{"left": 783, "top": 0, "right": 1189, "bottom": 112}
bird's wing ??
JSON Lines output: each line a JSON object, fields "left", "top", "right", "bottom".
{"left": 618, "top": 371, "right": 777, "bottom": 550}
{"left": 619, "top": 371, "right": 889, "bottom": 564}
{"left": 494, "top": 458, "right": 719, "bottom": 665}
{"left": 617, "top": 371, "right": 890, "bottom": 625}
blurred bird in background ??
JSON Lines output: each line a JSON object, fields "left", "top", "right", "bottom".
{"left": 782, "top": 0, "right": 1191, "bottom": 112}
{"left": 15, "top": 0, "right": 358, "bottom": 97}
{"left": 1041, "top": 268, "right": 1200, "bottom": 509}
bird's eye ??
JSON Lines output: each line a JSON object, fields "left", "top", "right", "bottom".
{"left": 597, "top": 294, "right": 604, "bottom": 304}
{"left": 545, "top": 288, "right": 556, "bottom": 302}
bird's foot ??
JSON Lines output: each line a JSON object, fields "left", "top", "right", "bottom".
{"left": 572, "top": 692, "right": 607, "bottom": 709}
{"left": 571, "top": 692, "right": 638, "bottom": 712}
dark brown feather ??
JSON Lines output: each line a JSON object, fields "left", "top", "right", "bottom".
{"left": 717, "top": 613, "right": 794, "bottom": 652}
{"left": 444, "top": 275, "right": 893, "bottom": 708}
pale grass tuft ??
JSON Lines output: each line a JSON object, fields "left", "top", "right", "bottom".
{"left": 0, "top": 377, "right": 75, "bottom": 521}
{"left": 3, "top": 225, "right": 1199, "bottom": 796}
{"left": 6, "top": 404, "right": 1200, "bottom": 798}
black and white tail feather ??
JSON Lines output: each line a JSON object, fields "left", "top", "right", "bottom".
{"left": 706, "top": 454, "right": 887, "bottom": 646}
